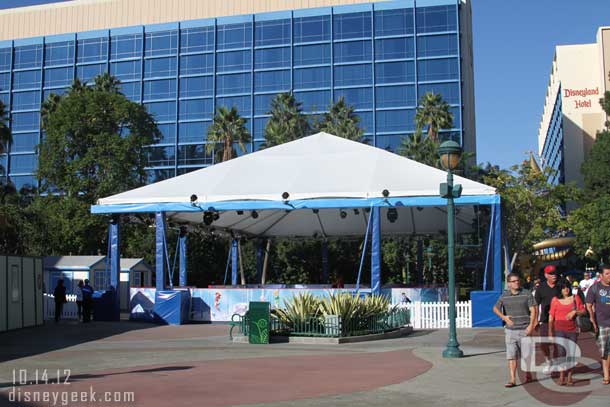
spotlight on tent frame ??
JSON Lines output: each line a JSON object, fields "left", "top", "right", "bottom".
{"left": 382, "top": 189, "right": 390, "bottom": 198}
{"left": 251, "top": 210, "right": 259, "bottom": 219}
{"left": 236, "top": 210, "right": 244, "bottom": 215}
{"left": 312, "top": 209, "right": 319, "bottom": 214}
{"left": 387, "top": 208, "right": 398, "bottom": 223}
{"left": 282, "top": 192, "right": 290, "bottom": 201}
{"left": 190, "top": 194, "right": 198, "bottom": 206}
{"left": 339, "top": 209, "right": 347, "bottom": 219}
{"left": 353, "top": 209, "right": 360, "bottom": 215}
{"left": 213, "top": 212, "right": 220, "bottom": 221}
{"left": 203, "top": 211, "right": 214, "bottom": 226}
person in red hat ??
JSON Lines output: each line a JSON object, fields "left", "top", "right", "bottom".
{"left": 534, "top": 264, "right": 563, "bottom": 374}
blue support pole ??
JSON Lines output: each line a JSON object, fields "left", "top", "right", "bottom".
{"left": 231, "top": 238, "right": 238, "bottom": 286}
{"left": 417, "top": 239, "right": 424, "bottom": 285}
{"left": 155, "top": 212, "right": 166, "bottom": 292}
{"left": 371, "top": 206, "right": 381, "bottom": 295}
{"left": 493, "top": 202, "right": 503, "bottom": 292}
{"left": 179, "top": 227, "right": 187, "bottom": 287}
{"left": 256, "top": 240, "right": 264, "bottom": 283}
{"left": 322, "top": 240, "right": 329, "bottom": 284}
{"left": 109, "top": 216, "right": 121, "bottom": 321}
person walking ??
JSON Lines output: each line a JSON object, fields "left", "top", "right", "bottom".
{"left": 75, "top": 280, "right": 84, "bottom": 322}
{"left": 81, "top": 279, "right": 94, "bottom": 323}
{"left": 579, "top": 271, "right": 595, "bottom": 296}
{"left": 534, "top": 265, "right": 562, "bottom": 374}
{"left": 585, "top": 264, "right": 610, "bottom": 385}
{"left": 549, "top": 279, "right": 586, "bottom": 386}
{"left": 53, "top": 279, "right": 67, "bottom": 323}
{"left": 493, "top": 273, "right": 537, "bottom": 388}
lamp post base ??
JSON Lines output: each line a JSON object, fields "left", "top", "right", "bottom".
{"left": 442, "top": 346, "right": 464, "bottom": 359}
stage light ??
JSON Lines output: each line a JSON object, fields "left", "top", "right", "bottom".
{"left": 353, "top": 209, "right": 360, "bottom": 215}
{"left": 387, "top": 208, "right": 398, "bottom": 223}
{"left": 251, "top": 210, "right": 259, "bottom": 219}
{"left": 382, "top": 189, "right": 390, "bottom": 198}
{"left": 190, "top": 194, "right": 198, "bottom": 206}
{"left": 237, "top": 210, "right": 244, "bottom": 215}
{"left": 282, "top": 191, "right": 290, "bottom": 200}
{"left": 313, "top": 209, "right": 319, "bottom": 214}
{"left": 203, "top": 211, "right": 214, "bottom": 226}
{"left": 340, "top": 210, "right": 347, "bottom": 219}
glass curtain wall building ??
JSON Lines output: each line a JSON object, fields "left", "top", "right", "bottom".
{"left": 0, "top": 0, "right": 474, "bottom": 190}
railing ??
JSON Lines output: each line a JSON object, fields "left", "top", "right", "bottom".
{"left": 404, "top": 301, "right": 472, "bottom": 329}
{"left": 43, "top": 293, "right": 79, "bottom": 320}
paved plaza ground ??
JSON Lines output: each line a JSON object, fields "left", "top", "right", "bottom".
{"left": 0, "top": 321, "right": 608, "bottom": 407}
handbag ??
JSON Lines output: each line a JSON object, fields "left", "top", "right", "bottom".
{"left": 573, "top": 297, "right": 593, "bottom": 333}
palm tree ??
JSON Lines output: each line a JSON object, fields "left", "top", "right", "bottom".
{"left": 414, "top": 92, "right": 453, "bottom": 142}
{"left": 94, "top": 73, "right": 121, "bottom": 93}
{"left": 264, "top": 92, "right": 311, "bottom": 148}
{"left": 41, "top": 93, "right": 62, "bottom": 130}
{"left": 315, "top": 97, "right": 364, "bottom": 142}
{"left": 207, "top": 106, "right": 251, "bottom": 162}
{"left": 0, "top": 100, "right": 10, "bottom": 155}
{"left": 397, "top": 129, "right": 439, "bottom": 167}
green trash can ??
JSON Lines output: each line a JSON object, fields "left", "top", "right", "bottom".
{"left": 248, "top": 301, "right": 270, "bottom": 344}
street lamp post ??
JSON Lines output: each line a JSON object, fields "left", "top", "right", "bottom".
{"left": 439, "top": 140, "right": 464, "bottom": 359}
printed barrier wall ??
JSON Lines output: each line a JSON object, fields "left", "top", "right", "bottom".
{"left": 130, "top": 287, "right": 448, "bottom": 323}
{"left": 1, "top": 256, "right": 44, "bottom": 332}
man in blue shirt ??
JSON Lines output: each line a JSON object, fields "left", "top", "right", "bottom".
{"left": 81, "top": 279, "right": 94, "bottom": 323}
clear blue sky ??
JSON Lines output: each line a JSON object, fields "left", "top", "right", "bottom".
{"left": 2, "top": 0, "right": 610, "bottom": 169}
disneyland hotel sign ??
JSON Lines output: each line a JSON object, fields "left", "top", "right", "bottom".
{"left": 563, "top": 86, "right": 599, "bottom": 109}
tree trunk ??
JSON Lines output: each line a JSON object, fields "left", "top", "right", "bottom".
{"left": 261, "top": 239, "right": 271, "bottom": 285}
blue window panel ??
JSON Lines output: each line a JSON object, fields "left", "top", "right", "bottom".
{"left": 375, "top": 61, "right": 415, "bottom": 84}
{"left": 143, "top": 79, "right": 177, "bottom": 100}
{"left": 120, "top": 82, "right": 141, "bottom": 101}
{"left": 294, "top": 90, "right": 331, "bottom": 112}
{"left": 294, "top": 67, "right": 330, "bottom": 90}
{"left": 0, "top": 92, "right": 9, "bottom": 107}
{"left": 294, "top": 44, "right": 330, "bottom": 66}
{"left": 180, "top": 54, "right": 213, "bottom": 76}
{"left": 216, "top": 73, "right": 251, "bottom": 95}
{"left": 334, "top": 87, "right": 373, "bottom": 110}
{"left": 253, "top": 117, "right": 269, "bottom": 139}
{"left": 179, "top": 121, "right": 211, "bottom": 143}
{"left": 177, "top": 166, "right": 204, "bottom": 175}
{"left": 375, "top": 38, "right": 414, "bottom": 60}
{"left": 439, "top": 130, "right": 460, "bottom": 143}
{"left": 179, "top": 76, "right": 213, "bottom": 98}
{"left": 417, "top": 34, "right": 458, "bottom": 57}
{"left": 44, "top": 66, "right": 73, "bottom": 88}
{"left": 334, "top": 12, "right": 371, "bottom": 40}
{"left": 10, "top": 132, "right": 38, "bottom": 152}
{"left": 13, "top": 70, "right": 42, "bottom": 90}
{"left": 178, "top": 144, "right": 213, "bottom": 166}
{"left": 255, "top": 47, "right": 290, "bottom": 70}
{"left": 145, "top": 30, "right": 178, "bottom": 57}
{"left": 376, "top": 109, "right": 415, "bottom": 133}
{"left": 416, "top": 5, "right": 457, "bottom": 34}
{"left": 255, "top": 70, "right": 290, "bottom": 92}
{"left": 294, "top": 15, "right": 330, "bottom": 43}
{"left": 144, "top": 57, "right": 177, "bottom": 78}
{"left": 146, "top": 168, "right": 174, "bottom": 183}
{"left": 11, "top": 112, "right": 39, "bottom": 132}
{"left": 44, "top": 41, "right": 75, "bottom": 66}
{"left": 375, "top": 85, "right": 415, "bottom": 108}
{"left": 450, "top": 106, "right": 461, "bottom": 128}
{"left": 374, "top": 8, "right": 414, "bottom": 37}
{"left": 77, "top": 64, "right": 106, "bottom": 84}
{"left": 254, "top": 94, "right": 274, "bottom": 116}
{"left": 334, "top": 64, "right": 372, "bottom": 87}
{"left": 179, "top": 98, "right": 214, "bottom": 121}
{"left": 12, "top": 91, "right": 41, "bottom": 111}
{"left": 417, "top": 82, "right": 459, "bottom": 105}
{"left": 110, "top": 34, "right": 143, "bottom": 60}
{"left": 334, "top": 40, "right": 372, "bottom": 63}
{"left": 417, "top": 58, "right": 458, "bottom": 81}
{"left": 358, "top": 111, "right": 374, "bottom": 134}
{"left": 376, "top": 134, "right": 402, "bottom": 153}
{"left": 9, "top": 154, "right": 37, "bottom": 173}
{"left": 145, "top": 146, "right": 175, "bottom": 167}
{"left": 14, "top": 45, "right": 43, "bottom": 69}
{"left": 10, "top": 175, "right": 36, "bottom": 190}
{"left": 0, "top": 48, "right": 11, "bottom": 71}
{"left": 217, "top": 50, "right": 251, "bottom": 73}
{"left": 0, "top": 73, "right": 11, "bottom": 92}
{"left": 217, "top": 22, "right": 252, "bottom": 50}
{"left": 232, "top": 140, "right": 252, "bottom": 157}
{"left": 43, "top": 88, "right": 67, "bottom": 102}
{"left": 180, "top": 26, "right": 214, "bottom": 53}
{"left": 157, "top": 123, "right": 176, "bottom": 144}
{"left": 77, "top": 37, "right": 109, "bottom": 63}
{"left": 217, "top": 95, "right": 251, "bottom": 115}
{"left": 145, "top": 101, "right": 176, "bottom": 122}
{"left": 110, "top": 60, "right": 141, "bottom": 81}
{"left": 255, "top": 19, "right": 290, "bottom": 47}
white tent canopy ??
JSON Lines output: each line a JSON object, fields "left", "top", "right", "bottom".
{"left": 93, "top": 132, "right": 498, "bottom": 237}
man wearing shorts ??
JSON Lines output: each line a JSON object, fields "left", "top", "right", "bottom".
{"left": 493, "top": 273, "right": 537, "bottom": 387}
{"left": 585, "top": 264, "right": 610, "bottom": 385}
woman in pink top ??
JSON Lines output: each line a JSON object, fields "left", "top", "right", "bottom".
{"left": 549, "top": 279, "right": 586, "bottom": 386}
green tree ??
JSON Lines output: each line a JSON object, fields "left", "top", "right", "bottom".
{"left": 38, "top": 75, "right": 160, "bottom": 201}
{"left": 581, "top": 92, "right": 610, "bottom": 200}
{"left": 0, "top": 100, "right": 11, "bottom": 155}
{"left": 315, "top": 97, "right": 364, "bottom": 142}
{"left": 397, "top": 129, "right": 439, "bottom": 167}
{"left": 415, "top": 92, "right": 453, "bottom": 142}
{"left": 207, "top": 106, "right": 251, "bottom": 162}
{"left": 569, "top": 196, "right": 610, "bottom": 262}
{"left": 264, "top": 93, "right": 311, "bottom": 147}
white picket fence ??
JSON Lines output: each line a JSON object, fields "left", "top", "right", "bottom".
{"left": 405, "top": 301, "right": 472, "bottom": 329}
{"left": 43, "top": 293, "right": 79, "bottom": 320}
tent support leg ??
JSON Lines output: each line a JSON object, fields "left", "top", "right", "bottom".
{"left": 262, "top": 239, "right": 271, "bottom": 285}
{"left": 371, "top": 207, "right": 381, "bottom": 295}
{"left": 110, "top": 216, "right": 121, "bottom": 320}
{"left": 231, "top": 238, "right": 238, "bottom": 286}
{"left": 493, "top": 202, "right": 503, "bottom": 292}
{"left": 238, "top": 239, "right": 245, "bottom": 285}
{"left": 155, "top": 212, "right": 166, "bottom": 292}
{"left": 179, "top": 226, "right": 187, "bottom": 287}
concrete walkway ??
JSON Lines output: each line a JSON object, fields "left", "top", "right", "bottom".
{"left": 0, "top": 321, "right": 608, "bottom": 406}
